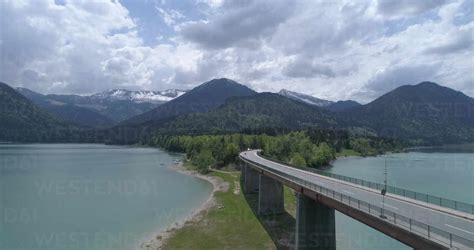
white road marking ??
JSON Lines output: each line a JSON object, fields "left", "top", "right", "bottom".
{"left": 445, "top": 224, "right": 474, "bottom": 235}
{"left": 381, "top": 203, "right": 399, "bottom": 210}
{"left": 341, "top": 190, "right": 354, "bottom": 195}
{"left": 242, "top": 151, "right": 474, "bottom": 222}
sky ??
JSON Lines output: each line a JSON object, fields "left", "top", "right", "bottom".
{"left": 0, "top": 0, "right": 472, "bottom": 103}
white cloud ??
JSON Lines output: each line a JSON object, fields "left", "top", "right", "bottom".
{"left": 0, "top": 0, "right": 198, "bottom": 94}
{"left": 0, "top": 0, "right": 472, "bottom": 103}
{"left": 283, "top": 58, "right": 336, "bottom": 78}
{"left": 376, "top": 0, "right": 447, "bottom": 17}
{"left": 155, "top": 6, "right": 185, "bottom": 26}
{"left": 178, "top": 0, "right": 296, "bottom": 49}
{"left": 197, "top": 0, "right": 224, "bottom": 9}
{"left": 174, "top": 0, "right": 474, "bottom": 102}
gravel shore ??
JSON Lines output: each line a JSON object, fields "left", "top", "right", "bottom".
{"left": 139, "top": 162, "right": 228, "bottom": 250}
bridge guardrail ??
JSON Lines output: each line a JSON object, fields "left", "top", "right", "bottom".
{"left": 242, "top": 155, "right": 474, "bottom": 249}
{"left": 257, "top": 152, "right": 474, "bottom": 215}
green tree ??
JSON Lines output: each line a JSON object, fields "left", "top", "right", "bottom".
{"left": 291, "top": 153, "right": 306, "bottom": 167}
{"left": 237, "top": 134, "right": 245, "bottom": 150}
{"left": 224, "top": 143, "right": 239, "bottom": 164}
{"left": 192, "top": 150, "right": 214, "bottom": 174}
{"left": 310, "top": 143, "right": 333, "bottom": 167}
{"left": 350, "top": 138, "right": 375, "bottom": 156}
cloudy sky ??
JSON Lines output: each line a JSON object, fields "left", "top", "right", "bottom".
{"left": 0, "top": 0, "right": 472, "bottom": 103}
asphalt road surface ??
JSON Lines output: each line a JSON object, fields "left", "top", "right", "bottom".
{"left": 240, "top": 150, "right": 474, "bottom": 249}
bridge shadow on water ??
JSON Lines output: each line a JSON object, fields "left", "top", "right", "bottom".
{"left": 241, "top": 179, "right": 297, "bottom": 250}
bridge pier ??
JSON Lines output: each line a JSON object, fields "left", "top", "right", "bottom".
{"left": 241, "top": 152, "right": 459, "bottom": 250}
{"left": 296, "top": 194, "right": 336, "bottom": 250}
{"left": 258, "top": 174, "right": 284, "bottom": 215}
{"left": 241, "top": 164, "right": 259, "bottom": 194}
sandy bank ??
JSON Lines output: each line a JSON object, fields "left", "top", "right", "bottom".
{"left": 139, "top": 162, "right": 228, "bottom": 250}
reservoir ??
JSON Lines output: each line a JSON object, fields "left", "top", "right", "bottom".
{"left": 329, "top": 148, "right": 474, "bottom": 249}
{"left": 0, "top": 144, "right": 213, "bottom": 250}
{"left": 2, "top": 144, "right": 472, "bottom": 249}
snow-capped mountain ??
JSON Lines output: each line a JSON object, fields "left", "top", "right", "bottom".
{"left": 92, "top": 89, "right": 186, "bottom": 103}
{"left": 16, "top": 87, "right": 187, "bottom": 124}
{"left": 278, "top": 89, "right": 334, "bottom": 107}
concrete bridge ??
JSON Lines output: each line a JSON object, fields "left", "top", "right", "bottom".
{"left": 239, "top": 150, "right": 474, "bottom": 250}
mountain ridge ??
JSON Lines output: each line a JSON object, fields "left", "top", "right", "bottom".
{"left": 278, "top": 89, "right": 334, "bottom": 107}
{"left": 326, "top": 100, "right": 361, "bottom": 112}
{"left": 157, "top": 92, "right": 338, "bottom": 134}
{"left": 342, "top": 81, "right": 474, "bottom": 144}
{"left": 122, "top": 78, "right": 257, "bottom": 126}
{"left": 16, "top": 87, "right": 184, "bottom": 125}
{"left": 16, "top": 88, "right": 114, "bottom": 128}
{"left": 91, "top": 88, "right": 186, "bottom": 103}
{"left": 278, "top": 89, "right": 362, "bottom": 112}
{"left": 1, "top": 82, "right": 80, "bottom": 142}
{"left": 4, "top": 79, "right": 473, "bottom": 145}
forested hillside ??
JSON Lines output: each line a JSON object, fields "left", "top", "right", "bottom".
{"left": 0, "top": 82, "right": 81, "bottom": 142}
{"left": 17, "top": 87, "right": 160, "bottom": 126}
{"left": 342, "top": 82, "right": 474, "bottom": 144}
{"left": 123, "top": 78, "right": 257, "bottom": 126}
{"left": 158, "top": 93, "right": 338, "bottom": 134}
{"left": 150, "top": 128, "right": 403, "bottom": 172}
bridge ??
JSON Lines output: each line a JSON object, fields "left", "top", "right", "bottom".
{"left": 239, "top": 150, "right": 474, "bottom": 249}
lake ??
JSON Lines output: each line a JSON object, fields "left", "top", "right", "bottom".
{"left": 0, "top": 144, "right": 213, "bottom": 250}
{"left": 329, "top": 148, "right": 474, "bottom": 249}
{"left": 2, "top": 144, "right": 472, "bottom": 250}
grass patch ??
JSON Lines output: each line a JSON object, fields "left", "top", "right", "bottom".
{"left": 182, "top": 160, "right": 199, "bottom": 171}
{"left": 164, "top": 164, "right": 297, "bottom": 250}
{"left": 284, "top": 186, "right": 297, "bottom": 216}
{"left": 336, "top": 148, "right": 361, "bottom": 157}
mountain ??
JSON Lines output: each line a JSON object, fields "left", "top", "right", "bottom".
{"left": 326, "top": 100, "right": 361, "bottom": 112}
{"left": 16, "top": 87, "right": 185, "bottom": 125}
{"left": 158, "top": 93, "right": 338, "bottom": 134}
{"left": 278, "top": 89, "right": 334, "bottom": 107}
{"left": 17, "top": 88, "right": 114, "bottom": 128}
{"left": 7, "top": 79, "right": 472, "bottom": 145}
{"left": 42, "top": 105, "right": 114, "bottom": 128}
{"left": 123, "top": 78, "right": 257, "bottom": 126}
{"left": 0, "top": 82, "right": 80, "bottom": 142}
{"left": 159, "top": 81, "right": 473, "bottom": 144}
{"left": 91, "top": 89, "right": 186, "bottom": 103}
{"left": 278, "top": 89, "right": 361, "bottom": 112}
{"left": 342, "top": 82, "right": 474, "bottom": 144}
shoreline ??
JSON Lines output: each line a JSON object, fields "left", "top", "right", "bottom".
{"left": 139, "top": 162, "right": 228, "bottom": 250}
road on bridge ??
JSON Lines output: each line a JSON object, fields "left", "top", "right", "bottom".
{"left": 240, "top": 150, "right": 474, "bottom": 249}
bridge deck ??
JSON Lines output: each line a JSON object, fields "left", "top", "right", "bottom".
{"left": 240, "top": 150, "right": 474, "bottom": 249}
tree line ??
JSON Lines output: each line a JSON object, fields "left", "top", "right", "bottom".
{"left": 149, "top": 128, "right": 403, "bottom": 173}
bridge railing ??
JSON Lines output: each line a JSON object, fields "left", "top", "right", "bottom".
{"left": 257, "top": 152, "right": 474, "bottom": 215}
{"left": 242, "top": 156, "right": 474, "bottom": 249}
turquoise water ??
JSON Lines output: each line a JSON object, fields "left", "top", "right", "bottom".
{"left": 2, "top": 145, "right": 472, "bottom": 250}
{"left": 329, "top": 150, "right": 474, "bottom": 250}
{"left": 0, "top": 144, "right": 213, "bottom": 250}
